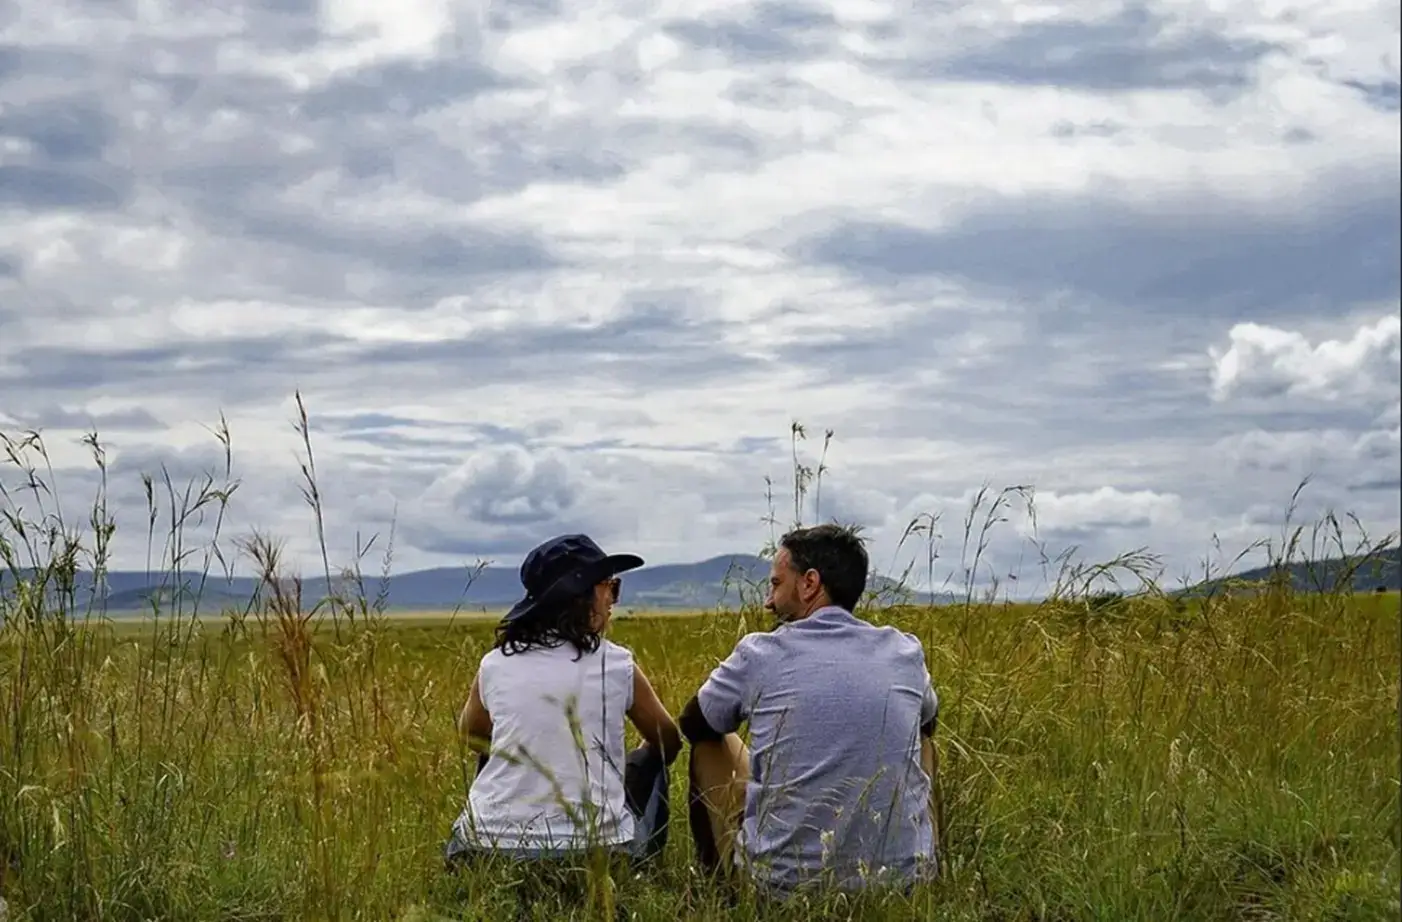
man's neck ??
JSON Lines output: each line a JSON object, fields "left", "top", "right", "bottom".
{"left": 789, "top": 598, "right": 839, "bottom": 622}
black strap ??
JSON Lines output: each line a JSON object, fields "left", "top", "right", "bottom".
{"left": 679, "top": 695, "right": 724, "bottom": 743}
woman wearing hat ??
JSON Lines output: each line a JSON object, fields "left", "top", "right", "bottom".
{"left": 445, "top": 534, "right": 683, "bottom": 868}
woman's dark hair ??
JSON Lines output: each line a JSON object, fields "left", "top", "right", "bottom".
{"left": 494, "top": 591, "right": 601, "bottom": 660}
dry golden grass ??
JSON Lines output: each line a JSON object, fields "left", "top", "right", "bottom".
{"left": 2, "top": 407, "right": 1397, "bottom": 921}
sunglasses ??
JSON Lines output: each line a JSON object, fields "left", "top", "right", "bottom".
{"left": 604, "top": 577, "right": 621, "bottom": 603}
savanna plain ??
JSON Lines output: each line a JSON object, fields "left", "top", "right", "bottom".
{"left": 0, "top": 423, "right": 1398, "bottom": 922}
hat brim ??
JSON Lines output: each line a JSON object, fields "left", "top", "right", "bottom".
{"left": 599, "top": 552, "right": 646, "bottom": 577}
{"left": 501, "top": 552, "right": 646, "bottom": 623}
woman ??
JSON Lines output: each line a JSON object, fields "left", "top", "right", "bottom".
{"left": 445, "top": 534, "right": 683, "bottom": 867}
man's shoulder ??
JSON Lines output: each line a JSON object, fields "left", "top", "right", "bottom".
{"left": 702, "top": 629, "right": 784, "bottom": 679}
{"left": 706, "top": 631, "right": 775, "bottom": 675}
{"left": 884, "top": 624, "right": 929, "bottom": 654}
{"left": 856, "top": 621, "right": 932, "bottom": 671}
{"left": 864, "top": 616, "right": 925, "bottom": 645}
{"left": 726, "top": 628, "right": 781, "bottom": 656}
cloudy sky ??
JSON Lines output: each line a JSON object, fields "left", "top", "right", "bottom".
{"left": 1, "top": 0, "right": 1398, "bottom": 595}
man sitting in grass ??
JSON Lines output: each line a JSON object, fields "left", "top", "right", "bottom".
{"left": 679, "top": 523, "right": 943, "bottom": 899}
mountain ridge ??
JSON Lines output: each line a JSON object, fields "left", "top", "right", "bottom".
{"left": 1, "top": 553, "right": 951, "bottom": 615}
{"left": 1172, "top": 545, "right": 1399, "bottom": 597}
{"left": 3, "top": 547, "right": 1394, "bottom": 616}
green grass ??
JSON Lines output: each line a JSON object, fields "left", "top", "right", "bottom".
{"left": 2, "top": 590, "right": 1397, "bottom": 921}
{"left": 1, "top": 412, "right": 1399, "bottom": 921}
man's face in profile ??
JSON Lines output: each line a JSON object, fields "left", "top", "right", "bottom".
{"left": 765, "top": 548, "right": 800, "bottom": 625}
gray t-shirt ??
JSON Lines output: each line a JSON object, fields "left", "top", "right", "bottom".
{"left": 697, "top": 605, "right": 938, "bottom": 893}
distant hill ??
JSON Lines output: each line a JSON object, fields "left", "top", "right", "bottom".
{"left": 4, "top": 545, "right": 1394, "bottom": 616}
{"left": 1177, "top": 546, "right": 1400, "bottom": 598}
{"left": 0, "top": 553, "right": 946, "bottom": 616}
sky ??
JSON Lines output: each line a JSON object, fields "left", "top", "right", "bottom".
{"left": 0, "top": 0, "right": 1398, "bottom": 597}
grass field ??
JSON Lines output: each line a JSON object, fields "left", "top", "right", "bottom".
{"left": 2, "top": 587, "right": 1398, "bottom": 921}
{"left": 2, "top": 422, "right": 1399, "bottom": 920}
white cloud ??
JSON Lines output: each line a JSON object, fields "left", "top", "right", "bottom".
{"left": 1209, "top": 313, "right": 1401, "bottom": 403}
{"left": 1028, "top": 486, "right": 1184, "bottom": 533}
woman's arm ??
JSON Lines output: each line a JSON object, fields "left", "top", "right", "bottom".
{"left": 627, "top": 665, "right": 683, "bottom": 765}
{"left": 457, "top": 673, "right": 493, "bottom": 749}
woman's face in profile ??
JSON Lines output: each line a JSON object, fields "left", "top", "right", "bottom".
{"left": 589, "top": 577, "right": 620, "bottom": 631}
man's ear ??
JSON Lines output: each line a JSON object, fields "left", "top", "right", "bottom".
{"left": 800, "top": 568, "right": 822, "bottom": 601}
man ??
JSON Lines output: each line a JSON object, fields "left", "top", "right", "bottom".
{"left": 679, "top": 523, "right": 943, "bottom": 898}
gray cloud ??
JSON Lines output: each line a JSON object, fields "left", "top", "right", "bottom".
{"left": 0, "top": 165, "right": 130, "bottom": 210}
{"left": 317, "top": 413, "right": 469, "bottom": 434}
{"left": 771, "top": 292, "right": 1390, "bottom": 465}
{"left": 663, "top": 2, "right": 838, "bottom": 63}
{"left": 0, "top": 45, "right": 88, "bottom": 83}
{"left": 227, "top": 216, "right": 562, "bottom": 278}
{"left": 0, "top": 295, "right": 761, "bottom": 409}
{"left": 5, "top": 334, "right": 341, "bottom": 393}
{"left": 798, "top": 176, "right": 1400, "bottom": 319}
{"left": 237, "top": 0, "right": 325, "bottom": 49}
{"left": 1348, "top": 479, "right": 1401, "bottom": 493}
{"left": 315, "top": 418, "right": 537, "bottom": 460}
{"left": 913, "top": 5, "right": 1278, "bottom": 92}
{"left": 0, "top": 95, "right": 113, "bottom": 161}
{"left": 348, "top": 298, "right": 763, "bottom": 382}
{"left": 1206, "top": 427, "right": 1400, "bottom": 521}
{"left": 484, "top": 0, "right": 562, "bottom": 31}
{"left": 4, "top": 406, "right": 166, "bottom": 432}
{"left": 298, "top": 60, "right": 517, "bottom": 119}
{"left": 250, "top": 0, "right": 318, "bottom": 12}
{"left": 1343, "top": 79, "right": 1400, "bottom": 111}
{"left": 0, "top": 28, "right": 563, "bottom": 306}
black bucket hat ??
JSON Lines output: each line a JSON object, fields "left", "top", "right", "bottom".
{"left": 502, "top": 534, "right": 645, "bottom": 624}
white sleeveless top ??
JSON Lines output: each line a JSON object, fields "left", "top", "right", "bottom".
{"left": 458, "top": 638, "right": 636, "bottom": 851}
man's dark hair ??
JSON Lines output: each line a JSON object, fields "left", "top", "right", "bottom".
{"left": 494, "top": 593, "right": 601, "bottom": 660}
{"left": 779, "top": 523, "right": 869, "bottom": 612}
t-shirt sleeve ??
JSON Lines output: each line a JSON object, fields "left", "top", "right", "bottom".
{"left": 604, "top": 640, "right": 636, "bottom": 712}
{"left": 623, "top": 645, "right": 636, "bottom": 711}
{"left": 903, "top": 634, "right": 938, "bottom": 734}
{"left": 696, "top": 636, "right": 759, "bottom": 735}
{"left": 475, "top": 650, "right": 497, "bottom": 709}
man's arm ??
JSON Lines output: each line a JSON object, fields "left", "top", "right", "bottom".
{"left": 919, "top": 682, "right": 944, "bottom": 860}
{"left": 679, "top": 694, "right": 725, "bottom": 743}
{"left": 921, "top": 730, "right": 944, "bottom": 861}
{"left": 919, "top": 678, "right": 939, "bottom": 740}
{"left": 680, "top": 639, "right": 756, "bottom": 744}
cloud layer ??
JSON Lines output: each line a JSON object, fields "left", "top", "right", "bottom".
{"left": 1, "top": 0, "right": 1398, "bottom": 595}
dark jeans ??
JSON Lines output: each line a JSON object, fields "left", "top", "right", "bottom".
{"left": 444, "top": 743, "right": 671, "bottom": 868}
